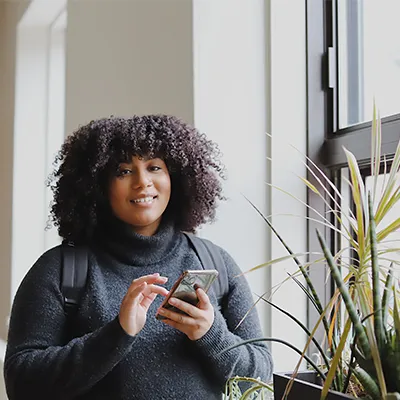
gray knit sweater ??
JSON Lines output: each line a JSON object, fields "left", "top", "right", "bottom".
{"left": 4, "top": 220, "right": 273, "bottom": 399}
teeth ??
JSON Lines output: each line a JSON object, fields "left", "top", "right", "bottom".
{"left": 132, "top": 196, "right": 154, "bottom": 204}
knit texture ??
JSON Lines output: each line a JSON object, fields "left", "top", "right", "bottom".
{"left": 4, "top": 220, "right": 273, "bottom": 399}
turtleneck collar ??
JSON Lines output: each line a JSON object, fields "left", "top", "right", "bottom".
{"left": 93, "top": 215, "right": 181, "bottom": 266}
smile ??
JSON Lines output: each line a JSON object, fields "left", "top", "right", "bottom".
{"left": 130, "top": 196, "right": 156, "bottom": 204}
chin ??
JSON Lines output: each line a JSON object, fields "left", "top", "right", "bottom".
{"left": 128, "top": 218, "right": 162, "bottom": 228}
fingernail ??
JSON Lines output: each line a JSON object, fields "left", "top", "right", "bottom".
{"left": 169, "top": 298, "right": 177, "bottom": 305}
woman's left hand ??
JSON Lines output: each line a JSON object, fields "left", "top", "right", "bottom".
{"left": 158, "top": 288, "right": 214, "bottom": 341}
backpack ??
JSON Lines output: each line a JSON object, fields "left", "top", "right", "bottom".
{"left": 61, "top": 233, "right": 229, "bottom": 317}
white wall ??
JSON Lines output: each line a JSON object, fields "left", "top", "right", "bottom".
{"left": 0, "top": 0, "right": 13, "bottom": 347}
{"left": 0, "top": 0, "right": 32, "bottom": 337}
{"left": 11, "top": 0, "right": 67, "bottom": 301}
{"left": 1, "top": 3, "right": 65, "bottom": 397}
{"left": 268, "top": 0, "right": 307, "bottom": 371}
{"left": 45, "top": 11, "right": 67, "bottom": 250}
{"left": 0, "top": 3, "right": 32, "bottom": 400}
{"left": 65, "top": 0, "right": 194, "bottom": 132}
{"left": 193, "top": 0, "right": 307, "bottom": 372}
{"left": 193, "top": 0, "right": 270, "bottom": 333}
{"left": 12, "top": 26, "right": 49, "bottom": 299}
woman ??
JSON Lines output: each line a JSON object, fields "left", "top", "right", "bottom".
{"left": 4, "top": 115, "right": 273, "bottom": 399}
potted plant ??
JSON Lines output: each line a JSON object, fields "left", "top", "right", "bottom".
{"left": 223, "top": 376, "right": 273, "bottom": 399}
{"left": 222, "top": 109, "right": 400, "bottom": 399}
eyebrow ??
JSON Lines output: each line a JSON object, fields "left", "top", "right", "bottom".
{"left": 118, "top": 157, "right": 163, "bottom": 165}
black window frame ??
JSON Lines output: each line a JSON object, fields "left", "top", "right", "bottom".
{"left": 306, "top": 0, "right": 400, "bottom": 332}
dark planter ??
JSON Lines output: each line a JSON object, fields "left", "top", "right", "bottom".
{"left": 273, "top": 371, "right": 356, "bottom": 400}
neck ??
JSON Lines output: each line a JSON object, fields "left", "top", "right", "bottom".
{"left": 94, "top": 215, "right": 180, "bottom": 265}
{"left": 130, "top": 220, "right": 161, "bottom": 237}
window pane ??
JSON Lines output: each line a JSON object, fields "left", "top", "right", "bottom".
{"left": 340, "top": 171, "right": 400, "bottom": 323}
{"left": 338, "top": 0, "right": 400, "bottom": 128}
{"left": 365, "top": 173, "right": 400, "bottom": 287}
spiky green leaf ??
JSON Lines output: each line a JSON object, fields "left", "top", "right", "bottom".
{"left": 368, "top": 193, "right": 386, "bottom": 350}
{"left": 382, "top": 263, "right": 394, "bottom": 330}
{"left": 316, "top": 229, "right": 371, "bottom": 358}
{"left": 321, "top": 318, "right": 352, "bottom": 399}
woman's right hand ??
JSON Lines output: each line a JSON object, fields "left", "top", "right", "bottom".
{"left": 118, "top": 273, "right": 168, "bottom": 336}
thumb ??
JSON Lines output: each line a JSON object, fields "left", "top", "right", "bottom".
{"left": 196, "top": 288, "right": 211, "bottom": 310}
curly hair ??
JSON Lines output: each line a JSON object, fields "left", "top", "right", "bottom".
{"left": 47, "top": 115, "right": 226, "bottom": 243}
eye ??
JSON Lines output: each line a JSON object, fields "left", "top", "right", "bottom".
{"left": 149, "top": 165, "right": 162, "bottom": 172}
{"left": 117, "top": 168, "right": 132, "bottom": 177}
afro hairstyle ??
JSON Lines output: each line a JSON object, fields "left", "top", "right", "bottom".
{"left": 48, "top": 114, "right": 226, "bottom": 243}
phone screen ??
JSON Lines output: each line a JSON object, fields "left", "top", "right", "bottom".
{"left": 156, "top": 270, "right": 218, "bottom": 320}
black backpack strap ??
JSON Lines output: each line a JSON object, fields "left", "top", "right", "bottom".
{"left": 183, "top": 233, "right": 229, "bottom": 305}
{"left": 61, "top": 243, "right": 89, "bottom": 317}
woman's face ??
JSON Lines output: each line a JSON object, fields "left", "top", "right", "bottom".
{"left": 109, "top": 156, "right": 171, "bottom": 236}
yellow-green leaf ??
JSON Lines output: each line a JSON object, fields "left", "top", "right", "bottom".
{"left": 321, "top": 318, "right": 352, "bottom": 400}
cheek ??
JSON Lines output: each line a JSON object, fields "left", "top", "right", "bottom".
{"left": 109, "top": 180, "right": 127, "bottom": 206}
{"left": 163, "top": 176, "right": 172, "bottom": 201}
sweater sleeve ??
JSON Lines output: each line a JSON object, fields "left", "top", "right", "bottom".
{"left": 195, "top": 247, "right": 273, "bottom": 386}
{"left": 4, "top": 247, "right": 136, "bottom": 400}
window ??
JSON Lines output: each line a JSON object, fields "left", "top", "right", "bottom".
{"left": 338, "top": 0, "right": 400, "bottom": 128}
{"left": 306, "top": 0, "right": 400, "bottom": 331}
{"left": 364, "top": 171, "right": 400, "bottom": 287}
{"left": 45, "top": 10, "right": 67, "bottom": 249}
{"left": 12, "top": 0, "right": 67, "bottom": 299}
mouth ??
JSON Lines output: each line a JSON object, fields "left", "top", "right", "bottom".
{"left": 130, "top": 195, "right": 158, "bottom": 205}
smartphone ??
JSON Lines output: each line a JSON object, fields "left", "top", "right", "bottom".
{"left": 156, "top": 269, "right": 219, "bottom": 320}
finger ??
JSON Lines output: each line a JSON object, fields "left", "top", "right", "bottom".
{"left": 133, "top": 273, "right": 168, "bottom": 286}
{"left": 128, "top": 274, "right": 168, "bottom": 293}
{"left": 161, "top": 319, "right": 182, "bottom": 330}
{"left": 157, "top": 308, "right": 195, "bottom": 326}
{"left": 142, "top": 284, "right": 169, "bottom": 297}
{"left": 125, "top": 282, "right": 147, "bottom": 305}
{"left": 167, "top": 297, "right": 200, "bottom": 318}
{"left": 196, "top": 288, "right": 211, "bottom": 310}
{"left": 141, "top": 292, "right": 157, "bottom": 310}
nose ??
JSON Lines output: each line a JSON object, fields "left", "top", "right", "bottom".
{"left": 131, "top": 169, "right": 153, "bottom": 189}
